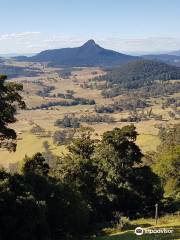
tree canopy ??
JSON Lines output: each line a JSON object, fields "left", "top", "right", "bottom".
{"left": 0, "top": 74, "right": 25, "bottom": 151}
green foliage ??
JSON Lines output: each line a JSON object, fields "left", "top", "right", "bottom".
{"left": 94, "top": 126, "right": 162, "bottom": 218}
{"left": 77, "top": 114, "right": 115, "bottom": 124}
{"left": 53, "top": 129, "right": 75, "bottom": 145}
{"left": 53, "top": 126, "right": 163, "bottom": 222}
{"left": 21, "top": 153, "right": 50, "bottom": 176}
{"left": 68, "top": 127, "right": 97, "bottom": 159}
{"left": 0, "top": 74, "right": 25, "bottom": 151}
{"left": 0, "top": 153, "right": 90, "bottom": 240}
{"left": 158, "top": 123, "right": 180, "bottom": 151}
{"left": 152, "top": 123, "right": 180, "bottom": 212}
{"left": 55, "top": 115, "right": 80, "bottom": 128}
{"left": 30, "top": 125, "right": 46, "bottom": 136}
{"left": 0, "top": 170, "right": 50, "bottom": 240}
{"left": 95, "top": 98, "right": 148, "bottom": 114}
{"left": 153, "top": 146, "right": 180, "bottom": 200}
{"left": 100, "top": 60, "right": 180, "bottom": 90}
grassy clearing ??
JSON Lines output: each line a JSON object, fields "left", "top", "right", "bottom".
{"left": 136, "top": 134, "right": 160, "bottom": 152}
{"left": 0, "top": 132, "right": 66, "bottom": 168}
{"left": 95, "top": 215, "right": 180, "bottom": 240}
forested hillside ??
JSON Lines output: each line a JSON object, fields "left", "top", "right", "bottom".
{"left": 98, "top": 60, "right": 180, "bottom": 89}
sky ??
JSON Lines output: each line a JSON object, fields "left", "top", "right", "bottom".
{"left": 1, "top": 0, "right": 180, "bottom": 54}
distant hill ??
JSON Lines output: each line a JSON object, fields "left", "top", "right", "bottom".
{"left": 0, "top": 57, "right": 4, "bottom": 64}
{"left": 142, "top": 54, "right": 180, "bottom": 67}
{"left": 99, "top": 59, "right": 180, "bottom": 89}
{"left": 14, "top": 40, "right": 139, "bottom": 67}
{"left": 0, "top": 64, "right": 42, "bottom": 79}
{"left": 168, "top": 50, "right": 180, "bottom": 56}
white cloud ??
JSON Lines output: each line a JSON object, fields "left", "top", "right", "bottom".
{"left": 0, "top": 32, "right": 40, "bottom": 41}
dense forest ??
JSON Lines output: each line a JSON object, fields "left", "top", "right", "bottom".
{"left": 95, "top": 60, "right": 180, "bottom": 90}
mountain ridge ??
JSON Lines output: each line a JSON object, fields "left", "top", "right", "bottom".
{"left": 14, "top": 39, "right": 139, "bottom": 67}
{"left": 168, "top": 49, "right": 180, "bottom": 56}
{"left": 142, "top": 54, "right": 180, "bottom": 67}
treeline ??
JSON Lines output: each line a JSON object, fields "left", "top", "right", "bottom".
{"left": 27, "top": 98, "right": 95, "bottom": 110}
{"left": 37, "top": 85, "right": 55, "bottom": 97}
{"left": 50, "top": 90, "right": 96, "bottom": 106}
{"left": 53, "top": 129, "right": 75, "bottom": 145}
{"left": 100, "top": 78, "right": 180, "bottom": 100}
{"left": 52, "top": 90, "right": 75, "bottom": 99}
{"left": 162, "top": 97, "right": 180, "bottom": 109}
{"left": 55, "top": 115, "right": 80, "bottom": 128}
{"left": 54, "top": 114, "right": 115, "bottom": 128}
{"left": 57, "top": 68, "right": 82, "bottom": 78}
{"left": 0, "top": 64, "right": 41, "bottom": 79}
{"left": 139, "top": 82, "right": 180, "bottom": 98}
{"left": 95, "top": 98, "right": 148, "bottom": 113}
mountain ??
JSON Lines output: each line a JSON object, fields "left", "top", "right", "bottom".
{"left": 0, "top": 57, "right": 4, "bottom": 64}
{"left": 14, "top": 40, "right": 139, "bottom": 67}
{"left": 168, "top": 50, "right": 180, "bottom": 56}
{"left": 100, "top": 59, "right": 180, "bottom": 89}
{"left": 142, "top": 54, "right": 180, "bottom": 67}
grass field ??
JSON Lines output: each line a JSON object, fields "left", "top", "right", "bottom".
{"left": 0, "top": 131, "right": 68, "bottom": 168}
{"left": 95, "top": 215, "right": 180, "bottom": 240}
{"left": 1, "top": 61, "right": 180, "bottom": 169}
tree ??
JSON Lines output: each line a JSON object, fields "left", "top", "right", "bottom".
{"left": 94, "top": 126, "right": 140, "bottom": 217}
{"left": 20, "top": 153, "right": 90, "bottom": 239}
{"left": 52, "top": 127, "right": 99, "bottom": 221}
{"left": 0, "top": 150, "right": 91, "bottom": 240}
{"left": 55, "top": 115, "right": 80, "bottom": 128}
{"left": 53, "top": 129, "right": 75, "bottom": 145}
{"left": 158, "top": 123, "right": 180, "bottom": 150}
{"left": 30, "top": 125, "right": 46, "bottom": 136}
{"left": 94, "top": 125, "right": 163, "bottom": 218}
{"left": 53, "top": 125, "right": 162, "bottom": 221}
{"left": 0, "top": 165, "right": 90, "bottom": 240}
{"left": 0, "top": 75, "right": 25, "bottom": 151}
{"left": 21, "top": 153, "right": 50, "bottom": 176}
{"left": 42, "top": 140, "right": 50, "bottom": 151}
{"left": 152, "top": 123, "right": 180, "bottom": 212}
{"left": 68, "top": 127, "right": 97, "bottom": 159}
{"left": 0, "top": 169, "right": 50, "bottom": 240}
{"left": 153, "top": 145, "right": 180, "bottom": 200}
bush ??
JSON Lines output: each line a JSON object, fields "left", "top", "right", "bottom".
{"left": 53, "top": 129, "right": 75, "bottom": 145}
{"left": 55, "top": 115, "right": 80, "bottom": 128}
{"left": 113, "top": 213, "right": 131, "bottom": 231}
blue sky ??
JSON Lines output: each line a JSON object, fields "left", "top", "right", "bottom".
{"left": 1, "top": 0, "right": 180, "bottom": 54}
